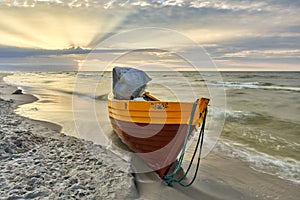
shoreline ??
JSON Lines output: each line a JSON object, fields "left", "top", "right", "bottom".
{"left": 134, "top": 149, "right": 300, "bottom": 200}
{"left": 1, "top": 73, "right": 299, "bottom": 199}
{"left": 0, "top": 73, "right": 62, "bottom": 132}
{"left": 0, "top": 73, "right": 137, "bottom": 199}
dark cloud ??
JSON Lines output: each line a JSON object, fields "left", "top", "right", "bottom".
{"left": 0, "top": 46, "right": 90, "bottom": 58}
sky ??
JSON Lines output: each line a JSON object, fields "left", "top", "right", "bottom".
{"left": 0, "top": 0, "right": 299, "bottom": 71}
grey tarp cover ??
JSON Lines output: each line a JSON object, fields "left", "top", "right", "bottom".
{"left": 113, "top": 67, "right": 152, "bottom": 100}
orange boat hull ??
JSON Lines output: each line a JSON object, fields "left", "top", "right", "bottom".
{"left": 108, "top": 95, "right": 209, "bottom": 178}
{"left": 110, "top": 118, "right": 196, "bottom": 177}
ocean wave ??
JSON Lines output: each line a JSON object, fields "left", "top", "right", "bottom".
{"left": 4, "top": 73, "right": 75, "bottom": 88}
{"left": 3, "top": 76, "right": 33, "bottom": 88}
{"left": 225, "top": 110, "right": 257, "bottom": 122}
{"left": 211, "top": 81, "right": 300, "bottom": 92}
{"left": 217, "top": 141, "right": 300, "bottom": 184}
{"left": 210, "top": 108, "right": 257, "bottom": 122}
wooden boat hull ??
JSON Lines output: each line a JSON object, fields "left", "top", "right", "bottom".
{"left": 108, "top": 96, "right": 209, "bottom": 178}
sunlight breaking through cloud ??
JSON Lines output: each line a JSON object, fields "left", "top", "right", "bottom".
{"left": 0, "top": 0, "right": 299, "bottom": 70}
{"left": 0, "top": 4, "right": 134, "bottom": 49}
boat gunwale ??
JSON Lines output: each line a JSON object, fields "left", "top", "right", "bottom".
{"left": 107, "top": 94, "right": 209, "bottom": 125}
{"left": 107, "top": 93, "right": 206, "bottom": 105}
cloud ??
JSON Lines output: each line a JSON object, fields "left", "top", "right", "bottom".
{"left": 0, "top": 46, "right": 90, "bottom": 71}
{"left": 0, "top": 0, "right": 298, "bottom": 11}
{"left": 0, "top": 0, "right": 299, "bottom": 70}
{"left": 0, "top": 46, "right": 90, "bottom": 57}
{"left": 220, "top": 49, "right": 300, "bottom": 59}
{"left": 2, "top": 1, "right": 300, "bottom": 46}
{"left": 0, "top": 4, "right": 134, "bottom": 49}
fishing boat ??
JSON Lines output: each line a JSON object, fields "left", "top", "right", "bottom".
{"left": 107, "top": 67, "right": 209, "bottom": 180}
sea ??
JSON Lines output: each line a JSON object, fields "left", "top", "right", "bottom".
{"left": 2, "top": 71, "right": 300, "bottom": 184}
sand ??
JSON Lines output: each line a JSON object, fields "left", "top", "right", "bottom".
{"left": 134, "top": 151, "right": 299, "bottom": 200}
{"left": 1, "top": 72, "right": 299, "bottom": 200}
{"left": 0, "top": 73, "right": 137, "bottom": 199}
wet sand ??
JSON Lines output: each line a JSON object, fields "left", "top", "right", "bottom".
{"left": 1, "top": 72, "right": 299, "bottom": 199}
{"left": 134, "top": 150, "right": 299, "bottom": 200}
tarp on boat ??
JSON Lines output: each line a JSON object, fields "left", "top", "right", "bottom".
{"left": 113, "top": 67, "right": 152, "bottom": 100}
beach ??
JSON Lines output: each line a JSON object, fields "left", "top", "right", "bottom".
{"left": 1, "top": 72, "right": 299, "bottom": 200}
{"left": 1, "top": 1, "right": 299, "bottom": 199}
{"left": 0, "top": 73, "right": 137, "bottom": 199}
{"left": 134, "top": 148, "right": 299, "bottom": 200}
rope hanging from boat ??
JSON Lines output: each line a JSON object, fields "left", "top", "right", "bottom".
{"left": 163, "top": 99, "right": 208, "bottom": 187}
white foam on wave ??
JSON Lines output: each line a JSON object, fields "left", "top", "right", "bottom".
{"left": 211, "top": 81, "right": 300, "bottom": 92}
{"left": 218, "top": 140, "right": 300, "bottom": 184}
{"left": 209, "top": 107, "right": 256, "bottom": 121}
{"left": 225, "top": 110, "right": 256, "bottom": 120}
{"left": 3, "top": 75, "right": 33, "bottom": 88}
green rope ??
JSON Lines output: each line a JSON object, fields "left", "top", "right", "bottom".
{"left": 163, "top": 99, "right": 208, "bottom": 187}
{"left": 163, "top": 99, "right": 198, "bottom": 180}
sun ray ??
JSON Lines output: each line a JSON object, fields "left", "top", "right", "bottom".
{"left": 0, "top": 5, "right": 133, "bottom": 49}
